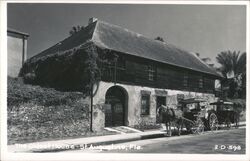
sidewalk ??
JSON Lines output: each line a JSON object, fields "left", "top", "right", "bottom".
{"left": 8, "top": 121, "right": 246, "bottom": 153}
{"left": 8, "top": 130, "right": 168, "bottom": 153}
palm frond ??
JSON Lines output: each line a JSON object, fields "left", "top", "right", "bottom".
{"left": 216, "top": 50, "right": 246, "bottom": 78}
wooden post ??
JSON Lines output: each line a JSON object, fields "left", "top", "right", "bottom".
{"left": 113, "top": 54, "right": 118, "bottom": 84}
{"left": 90, "top": 82, "right": 93, "bottom": 132}
{"left": 114, "top": 59, "right": 117, "bottom": 84}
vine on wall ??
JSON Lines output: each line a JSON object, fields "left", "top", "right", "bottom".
{"left": 20, "top": 43, "right": 102, "bottom": 96}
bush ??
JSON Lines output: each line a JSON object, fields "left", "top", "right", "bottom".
{"left": 23, "top": 73, "right": 36, "bottom": 84}
{"left": 8, "top": 77, "right": 91, "bottom": 144}
{"left": 8, "top": 77, "right": 85, "bottom": 107}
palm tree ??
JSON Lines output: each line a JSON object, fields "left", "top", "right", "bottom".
{"left": 216, "top": 51, "right": 246, "bottom": 98}
{"left": 216, "top": 51, "right": 246, "bottom": 78}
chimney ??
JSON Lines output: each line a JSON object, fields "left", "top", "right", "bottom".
{"left": 88, "top": 17, "right": 98, "bottom": 24}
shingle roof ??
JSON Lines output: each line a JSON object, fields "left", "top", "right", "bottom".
{"left": 30, "top": 20, "right": 221, "bottom": 77}
{"left": 31, "top": 21, "right": 97, "bottom": 60}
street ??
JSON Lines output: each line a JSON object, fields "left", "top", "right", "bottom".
{"left": 64, "top": 127, "right": 246, "bottom": 154}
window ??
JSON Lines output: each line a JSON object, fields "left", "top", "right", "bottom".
{"left": 141, "top": 94, "right": 150, "bottom": 115}
{"left": 183, "top": 75, "right": 188, "bottom": 87}
{"left": 148, "top": 65, "right": 156, "bottom": 81}
{"left": 199, "top": 77, "right": 203, "bottom": 88}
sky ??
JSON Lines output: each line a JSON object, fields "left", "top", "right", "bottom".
{"left": 7, "top": 3, "right": 246, "bottom": 66}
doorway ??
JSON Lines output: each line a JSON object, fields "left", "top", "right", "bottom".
{"left": 105, "top": 86, "right": 128, "bottom": 127}
{"left": 156, "top": 96, "right": 166, "bottom": 123}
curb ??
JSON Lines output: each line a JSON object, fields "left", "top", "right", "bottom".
{"left": 219, "top": 121, "right": 246, "bottom": 129}
{"left": 32, "top": 132, "right": 167, "bottom": 153}
{"left": 9, "top": 122, "right": 246, "bottom": 153}
{"left": 140, "top": 133, "right": 166, "bottom": 140}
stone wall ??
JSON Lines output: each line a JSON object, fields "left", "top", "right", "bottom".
{"left": 93, "top": 81, "right": 218, "bottom": 129}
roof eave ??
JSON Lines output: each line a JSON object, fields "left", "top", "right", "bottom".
{"left": 7, "top": 28, "right": 29, "bottom": 37}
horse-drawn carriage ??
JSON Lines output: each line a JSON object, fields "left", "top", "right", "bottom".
{"left": 179, "top": 98, "right": 212, "bottom": 132}
{"left": 210, "top": 100, "right": 240, "bottom": 129}
{"left": 157, "top": 98, "right": 241, "bottom": 136}
{"left": 157, "top": 98, "right": 219, "bottom": 136}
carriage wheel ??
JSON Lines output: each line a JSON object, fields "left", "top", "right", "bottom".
{"left": 209, "top": 113, "right": 219, "bottom": 131}
{"left": 191, "top": 118, "right": 204, "bottom": 134}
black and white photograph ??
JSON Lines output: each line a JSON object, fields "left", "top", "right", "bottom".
{"left": 0, "top": 1, "right": 249, "bottom": 161}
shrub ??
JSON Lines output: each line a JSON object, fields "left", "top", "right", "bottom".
{"left": 23, "top": 73, "right": 36, "bottom": 84}
{"left": 8, "top": 77, "right": 91, "bottom": 144}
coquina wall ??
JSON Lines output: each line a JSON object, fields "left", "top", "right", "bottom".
{"left": 92, "top": 81, "right": 218, "bottom": 130}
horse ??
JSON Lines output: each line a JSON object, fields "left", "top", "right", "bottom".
{"left": 157, "top": 105, "right": 183, "bottom": 136}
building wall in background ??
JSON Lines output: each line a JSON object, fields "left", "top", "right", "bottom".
{"left": 7, "top": 29, "right": 29, "bottom": 77}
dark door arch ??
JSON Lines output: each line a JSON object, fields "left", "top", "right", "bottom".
{"left": 105, "top": 86, "right": 128, "bottom": 127}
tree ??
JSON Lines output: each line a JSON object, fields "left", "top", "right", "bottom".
{"left": 69, "top": 25, "right": 85, "bottom": 35}
{"left": 155, "top": 36, "right": 165, "bottom": 42}
{"left": 216, "top": 51, "right": 246, "bottom": 78}
{"left": 216, "top": 51, "right": 246, "bottom": 98}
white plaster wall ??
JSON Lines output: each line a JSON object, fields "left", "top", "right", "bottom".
{"left": 7, "top": 36, "right": 27, "bottom": 77}
{"left": 93, "top": 81, "right": 217, "bottom": 127}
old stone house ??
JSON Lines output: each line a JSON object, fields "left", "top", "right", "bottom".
{"left": 7, "top": 29, "right": 29, "bottom": 77}
{"left": 21, "top": 18, "right": 222, "bottom": 130}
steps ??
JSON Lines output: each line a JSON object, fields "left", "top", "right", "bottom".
{"left": 104, "top": 126, "right": 143, "bottom": 134}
